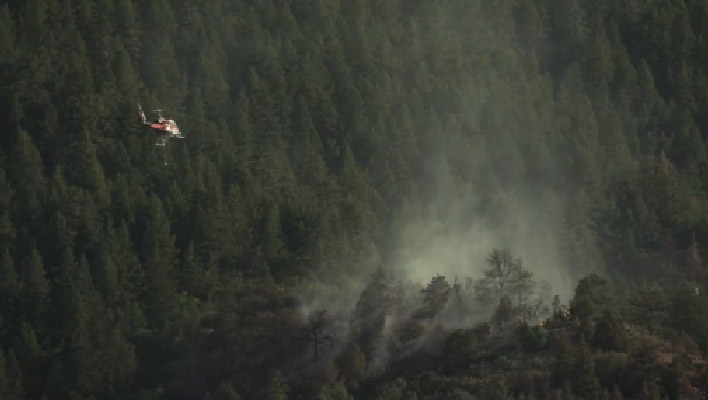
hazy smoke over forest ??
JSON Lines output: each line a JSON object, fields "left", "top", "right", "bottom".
{"left": 6, "top": 0, "right": 708, "bottom": 397}
{"left": 295, "top": 135, "right": 585, "bottom": 372}
{"left": 295, "top": 4, "right": 589, "bottom": 334}
{"left": 389, "top": 153, "right": 578, "bottom": 304}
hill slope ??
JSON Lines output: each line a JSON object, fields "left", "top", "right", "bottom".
{"left": 2, "top": 0, "right": 708, "bottom": 399}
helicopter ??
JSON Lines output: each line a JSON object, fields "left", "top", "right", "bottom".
{"left": 137, "top": 102, "right": 185, "bottom": 165}
{"left": 137, "top": 102, "right": 185, "bottom": 147}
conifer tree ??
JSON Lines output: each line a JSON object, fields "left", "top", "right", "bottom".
{"left": 138, "top": 194, "right": 178, "bottom": 327}
{"left": 8, "top": 129, "right": 45, "bottom": 222}
{"left": 20, "top": 246, "right": 49, "bottom": 334}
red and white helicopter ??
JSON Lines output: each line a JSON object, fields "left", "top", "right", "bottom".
{"left": 137, "top": 102, "right": 185, "bottom": 147}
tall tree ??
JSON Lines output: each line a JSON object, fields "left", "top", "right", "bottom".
{"left": 138, "top": 194, "right": 178, "bottom": 327}
{"left": 475, "top": 249, "right": 527, "bottom": 306}
{"left": 629, "top": 281, "right": 668, "bottom": 333}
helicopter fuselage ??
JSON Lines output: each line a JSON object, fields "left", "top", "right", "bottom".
{"left": 148, "top": 120, "right": 181, "bottom": 135}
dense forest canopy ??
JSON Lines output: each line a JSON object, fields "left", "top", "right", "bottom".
{"left": 3, "top": 0, "right": 708, "bottom": 399}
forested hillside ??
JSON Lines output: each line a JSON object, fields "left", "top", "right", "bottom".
{"left": 2, "top": 0, "right": 708, "bottom": 399}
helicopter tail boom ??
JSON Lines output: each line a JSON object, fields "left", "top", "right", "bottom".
{"left": 137, "top": 103, "right": 147, "bottom": 124}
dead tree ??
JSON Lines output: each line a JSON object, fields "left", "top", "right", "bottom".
{"left": 293, "top": 309, "right": 334, "bottom": 361}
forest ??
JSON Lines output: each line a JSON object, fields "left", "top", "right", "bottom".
{"left": 2, "top": 0, "right": 708, "bottom": 399}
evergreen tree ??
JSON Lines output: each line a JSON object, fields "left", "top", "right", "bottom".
{"left": 138, "top": 194, "right": 178, "bottom": 327}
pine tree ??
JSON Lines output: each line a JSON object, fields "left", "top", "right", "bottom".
{"left": 0, "top": 5, "right": 16, "bottom": 64}
{"left": 0, "top": 349, "right": 24, "bottom": 400}
{"left": 8, "top": 129, "right": 45, "bottom": 223}
{"left": 573, "top": 338, "right": 600, "bottom": 398}
{"left": 629, "top": 281, "right": 668, "bottom": 333}
{"left": 289, "top": 96, "right": 327, "bottom": 185}
{"left": 420, "top": 274, "right": 451, "bottom": 318}
{"left": 138, "top": 194, "right": 178, "bottom": 327}
{"left": 20, "top": 246, "right": 49, "bottom": 334}
{"left": 587, "top": 30, "right": 614, "bottom": 87}
{"left": 92, "top": 244, "right": 120, "bottom": 307}
{"left": 0, "top": 250, "right": 19, "bottom": 342}
{"left": 66, "top": 131, "right": 110, "bottom": 207}
{"left": 115, "top": 0, "right": 140, "bottom": 60}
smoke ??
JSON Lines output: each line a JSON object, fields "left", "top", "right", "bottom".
{"left": 290, "top": 97, "right": 587, "bottom": 381}
{"left": 388, "top": 151, "right": 578, "bottom": 306}
{"left": 287, "top": 0, "right": 602, "bottom": 378}
{"left": 368, "top": 313, "right": 396, "bottom": 373}
{"left": 290, "top": 159, "right": 584, "bottom": 375}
